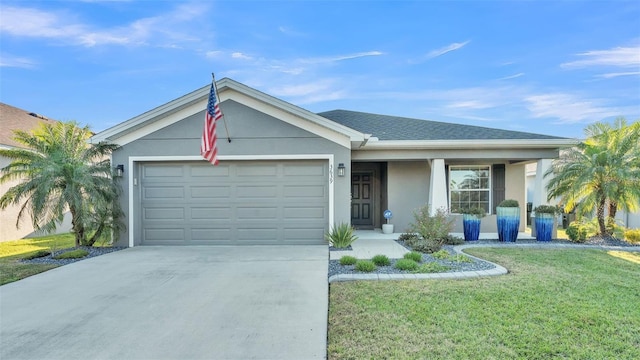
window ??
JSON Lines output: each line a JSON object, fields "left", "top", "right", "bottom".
{"left": 449, "top": 166, "right": 491, "bottom": 214}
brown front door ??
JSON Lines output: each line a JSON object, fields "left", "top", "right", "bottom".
{"left": 351, "top": 173, "right": 374, "bottom": 228}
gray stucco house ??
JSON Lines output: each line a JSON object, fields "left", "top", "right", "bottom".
{"left": 91, "top": 78, "right": 575, "bottom": 247}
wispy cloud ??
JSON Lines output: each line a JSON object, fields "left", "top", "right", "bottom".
{"left": 278, "top": 26, "right": 306, "bottom": 37}
{"left": 0, "top": 3, "right": 209, "bottom": 47}
{"left": 596, "top": 71, "right": 640, "bottom": 79}
{"left": 268, "top": 79, "right": 347, "bottom": 104}
{"left": 0, "top": 54, "right": 37, "bottom": 69}
{"left": 561, "top": 45, "right": 640, "bottom": 69}
{"left": 299, "top": 51, "right": 384, "bottom": 64}
{"left": 497, "top": 73, "right": 525, "bottom": 80}
{"left": 231, "top": 52, "right": 253, "bottom": 60}
{"left": 425, "top": 41, "right": 470, "bottom": 60}
{"left": 524, "top": 93, "right": 627, "bottom": 123}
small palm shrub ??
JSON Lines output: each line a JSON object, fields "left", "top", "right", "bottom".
{"left": 395, "top": 259, "right": 419, "bottom": 271}
{"left": 403, "top": 251, "right": 423, "bottom": 262}
{"left": 566, "top": 221, "right": 589, "bottom": 243}
{"left": 53, "top": 249, "right": 89, "bottom": 259}
{"left": 339, "top": 255, "right": 358, "bottom": 266}
{"left": 371, "top": 254, "right": 391, "bottom": 266}
{"left": 355, "top": 260, "right": 376, "bottom": 272}
{"left": 624, "top": 229, "right": 640, "bottom": 244}
{"left": 325, "top": 223, "right": 358, "bottom": 248}
{"left": 22, "top": 250, "right": 51, "bottom": 260}
{"left": 414, "top": 262, "right": 450, "bottom": 273}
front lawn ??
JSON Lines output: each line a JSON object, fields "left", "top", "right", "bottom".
{"left": 328, "top": 248, "right": 640, "bottom": 359}
{"left": 0, "top": 233, "right": 75, "bottom": 285}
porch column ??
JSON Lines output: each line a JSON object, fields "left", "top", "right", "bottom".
{"left": 428, "top": 159, "right": 448, "bottom": 215}
{"left": 533, "top": 159, "right": 554, "bottom": 208}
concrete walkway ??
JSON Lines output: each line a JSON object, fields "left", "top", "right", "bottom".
{"left": 329, "top": 230, "right": 639, "bottom": 282}
{"left": 1, "top": 246, "right": 328, "bottom": 360}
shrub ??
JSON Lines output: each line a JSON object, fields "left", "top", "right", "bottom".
{"left": 325, "top": 223, "right": 358, "bottom": 248}
{"left": 414, "top": 262, "right": 450, "bottom": 273}
{"left": 371, "top": 254, "right": 391, "bottom": 266}
{"left": 339, "top": 255, "right": 358, "bottom": 266}
{"left": 403, "top": 251, "right": 423, "bottom": 262}
{"left": 394, "top": 259, "right": 419, "bottom": 271}
{"left": 53, "top": 249, "right": 89, "bottom": 259}
{"left": 355, "top": 260, "right": 377, "bottom": 272}
{"left": 398, "top": 233, "right": 419, "bottom": 242}
{"left": 498, "top": 199, "right": 519, "bottom": 207}
{"left": 443, "top": 235, "right": 464, "bottom": 245}
{"left": 624, "top": 229, "right": 640, "bottom": 244}
{"left": 409, "top": 206, "right": 454, "bottom": 242}
{"left": 22, "top": 250, "right": 51, "bottom": 260}
{"left": 566, "top": 221, "right": 589, "bottom": 243}
{"left": 432, "top": 249, "right": 450, "bottom": 260}
{"left": 451, "top": 254, "right": 473, "bottom": 263}
{"left": 534, "top": 205, "right": 560, "bottom": 215}
{"left": 406, "top": 238, "right": 444, "bottom": 254}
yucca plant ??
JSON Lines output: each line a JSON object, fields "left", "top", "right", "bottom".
{"left": 325, "top": 222, "right": 358, "bottom": 248}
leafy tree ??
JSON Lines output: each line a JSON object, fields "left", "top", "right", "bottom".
{"left": 0, "top": 121, "right": 124, "bottom": 247}
{"left": 544, "top": 118, "right": 640, "bottom": 236}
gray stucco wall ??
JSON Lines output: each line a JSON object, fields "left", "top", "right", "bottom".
{"left": 387, "top": 161, "right": 430, "bottom": 233}
{"left": 110, "top": 100, "right": 351, "bottom": 246}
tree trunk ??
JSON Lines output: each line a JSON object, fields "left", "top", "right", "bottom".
{"left": 596, "top": 197, "right": 607, "bottom": 236}
{"left": 69, "top": 206, "right": 84, "bottom": 247}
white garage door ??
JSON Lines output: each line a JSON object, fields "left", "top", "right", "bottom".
{"left": 139, "top": 160, "right": 329, "bottom": 245}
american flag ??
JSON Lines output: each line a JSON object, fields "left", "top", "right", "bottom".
{"left": 201, "top": 80, "right": 223, "bottom": 165}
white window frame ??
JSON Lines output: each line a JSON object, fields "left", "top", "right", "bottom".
{"left": 448, "top": 165, "right": 492, "bottom": 215}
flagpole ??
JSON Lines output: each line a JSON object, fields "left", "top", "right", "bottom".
{"left": 212, "top": 73, "right": 232, "bottom": 143}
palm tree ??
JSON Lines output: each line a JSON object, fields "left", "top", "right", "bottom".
{"left": 0, "top": 121, "right": 124, "bottom": 247}
{"left": 544, "top": 118, "right": 640, "bottom": 236}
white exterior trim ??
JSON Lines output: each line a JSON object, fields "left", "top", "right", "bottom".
{"left": 127, "top": 154, "right": 335, "bottom": 247}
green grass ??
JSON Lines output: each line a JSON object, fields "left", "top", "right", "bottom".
{"left": 328, "top": 248, "right": 640, "bottom": 359}
{"left": 53, "top": 248, "right": 89, "bottom": 259}
{"left": 0, "top": 233, "right": 75, "bottom": 285}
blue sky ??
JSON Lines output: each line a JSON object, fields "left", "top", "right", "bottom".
{"left": 1, "top": 1, "right": 639, "bottom": 139}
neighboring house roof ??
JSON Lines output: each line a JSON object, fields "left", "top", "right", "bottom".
{"left": 0, "top": 102, "right": 58, "bottom": 148}
{"left": 318, "top": 109, "right": 567, "bottom": 141}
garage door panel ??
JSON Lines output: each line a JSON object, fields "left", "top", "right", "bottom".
{"left": 144, "top": 165, "right": 184, "bottom": 178}
{"left": 144, "top": 186, "right": 184, "bottom": 200}
{"left": 236, "top": 164, "right": 278, "bottom": 177}
{"left": 284, "top": 164, "right": 325, "bottom": 176}
{"left": 190, "top": 207, "right": 231, "bottom": 220}
{"left": 144, "top": 228, "right": 185, "bottom": 241}
{"left": 283, "top": 185, "right": 325, "bottom": 198}
{"left": 144, "top": 207, "right": 185, "bottom": 220}
{"left": 237, "top": 206, "right": 278, "bottom": 220}
{"left": 237, "top": 185, "right": 278, "bottom": 198}
{"left": 191, "top": 229, "right": 232, "bottom": 241}
{"left": 238, "top": 228, "right": 279, "bottom": 241}
{"left": 283, "top": 207, "right": 325, "bottom": 219}
{"left": 190, "top": 186, "right": 231, "bottom": 199}
{"left": 140, "top": 160, "right": 328, "bottom": 245}
{"left": 190, "top": 165, "right": 230, "bottom": 177}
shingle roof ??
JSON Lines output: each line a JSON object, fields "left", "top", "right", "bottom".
{"left": 318, "top": 109, "right": 567, "bottom": 141}
{"left": 0, "top": 102, "right": 58, "bottom": 148}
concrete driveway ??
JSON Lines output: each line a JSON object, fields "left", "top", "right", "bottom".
{"left": 0, "top": 246, "right": 328, "bottom": 360}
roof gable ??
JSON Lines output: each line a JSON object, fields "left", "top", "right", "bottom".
{"left": 318, "top": 109, "right": 567, "bottom": 141}
{"left": 91, "top": 78, "right": 365, "bottom": 149}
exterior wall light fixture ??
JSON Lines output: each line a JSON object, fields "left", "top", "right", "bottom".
{"left": 115, "top": 164, "right": 125, "bottom": 177}
{"left": 337, "top": 163, "right": 346, "bottom": 177}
